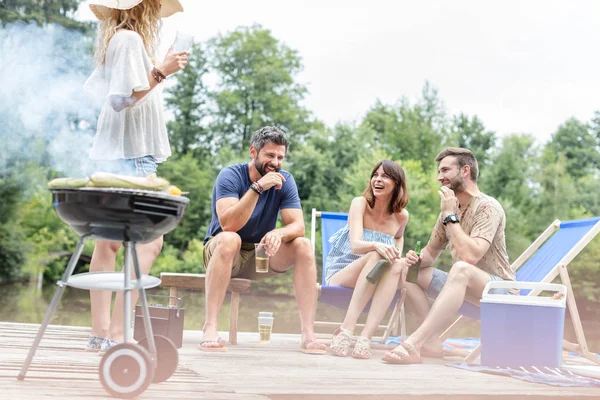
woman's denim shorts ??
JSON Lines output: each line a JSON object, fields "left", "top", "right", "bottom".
{"left": 91, "top": 155, "right": 158, "bottom": 177}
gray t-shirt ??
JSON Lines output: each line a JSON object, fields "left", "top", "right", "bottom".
{"left": 204, "top": 163, "right": 301, "bottom": 244}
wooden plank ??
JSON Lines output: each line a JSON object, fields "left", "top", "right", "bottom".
{"left": 1, "top": 322, "right": 599, "bottom": 399}
{"left": 160, "top": 273, "right": 252, "bottom": 293}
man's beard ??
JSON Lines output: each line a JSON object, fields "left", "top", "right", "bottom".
{"left": 447, "top": 176, "right": 466, "bottom": 193}
{"left": 255, "top": 159, "right": 280, "bottom": 176}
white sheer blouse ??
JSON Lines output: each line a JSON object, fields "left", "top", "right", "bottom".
{"left": 84, "top": 30, "right": 171, "bottom": 162}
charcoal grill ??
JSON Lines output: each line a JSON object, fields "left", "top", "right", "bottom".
{"left": 19, "top": 188, "right": 189, "bottom": 398}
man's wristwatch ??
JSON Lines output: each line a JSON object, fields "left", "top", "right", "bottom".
{"left": 443, "top": 213, "right": 460, "bottom": 226}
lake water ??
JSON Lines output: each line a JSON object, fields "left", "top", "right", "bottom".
{"left": 1, "top": 283, "right": 598, "bottom": 353}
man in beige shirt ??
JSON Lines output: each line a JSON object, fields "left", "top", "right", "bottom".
{"left": 383, "top": 147, "right": 516, "bottom": 364}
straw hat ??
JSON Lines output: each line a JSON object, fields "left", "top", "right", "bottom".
{"left": 89, "top": 0, "right": 183, "bottom": 20}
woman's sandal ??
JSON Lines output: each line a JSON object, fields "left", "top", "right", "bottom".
{"left": 351, "top": 336, "right": 371, "bottom": 359}
{"left": 381, "top": 341, "right": 423, "bottom": 364}
{"left": 329, "top": 327, "right": 353, "bottom": 357}
{"left": 198, "top": 337, "right": 228, "bottom": 352}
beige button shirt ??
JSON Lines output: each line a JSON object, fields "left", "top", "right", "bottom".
{"left": 428, "top": 193, "right": 515, "bottom": 281}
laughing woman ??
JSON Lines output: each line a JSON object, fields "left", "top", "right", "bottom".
{"left": 326, "top": 160, "right": 416, "bottom": 359}
{"left": 83, "top": 0, "right": 188, "bottom": 353}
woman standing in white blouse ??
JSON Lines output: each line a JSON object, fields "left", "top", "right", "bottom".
{"left": 83, "top": 0, "right": 188, "bottom": 353}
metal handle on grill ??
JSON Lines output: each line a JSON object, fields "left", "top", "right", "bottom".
{"left": 131, "top": 199, "right": 179, "bottom": 217}
{"left": 136, "top": 294, "right": 182, "bottom": 317}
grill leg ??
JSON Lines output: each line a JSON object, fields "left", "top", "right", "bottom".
{"left": 130, "top": 242, "right": 157, "bottom": 360}
{"left": 122, "top": 242, "right": 132, "bottom": 345}
{"left": 18, "top": 236, "right": 87, "bottom": 380}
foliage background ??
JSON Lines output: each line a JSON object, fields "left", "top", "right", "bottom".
{"left": 1, "top": 2, "right": 599, "bottom": 317}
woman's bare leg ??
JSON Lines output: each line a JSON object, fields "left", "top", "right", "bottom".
{"left": 89, "top": 240, "right": 121, "bottom": 338}
{"left": 360, "top": 260, "right": 403, "bottom": 339}
{"left": 334, "top": 252, "right": 383, "bottom": 332}
{"left": 107, "top": 236, "right": 163, "bottom": 342}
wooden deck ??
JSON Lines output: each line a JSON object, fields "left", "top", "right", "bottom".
{"left": 0, "top": 322, "right": 598, "bottom": 399}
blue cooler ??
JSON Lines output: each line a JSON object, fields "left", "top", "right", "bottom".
{"left": 480, "top": 281, "right": 567, "bottom": 368}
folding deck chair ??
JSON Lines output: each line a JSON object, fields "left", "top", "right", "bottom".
{"left": 310, "top": 209, "right": 406, "bottom": 343}
{"left": 440, "top": 216, "right": 600, "bottom": 365}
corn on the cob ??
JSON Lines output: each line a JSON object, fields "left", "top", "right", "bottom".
{"left": 89, "top": 172, "right": 170, "bottom": 191}
{"left": 47, "top": 177, "right": 90, "bottom": 188}
{"left": 168, "top": 185, "right": 182, "bottom": 196}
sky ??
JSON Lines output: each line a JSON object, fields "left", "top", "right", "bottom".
{"left": 77, "top": 0, "right": 600, "bottom": 144}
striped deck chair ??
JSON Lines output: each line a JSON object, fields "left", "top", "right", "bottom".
{"left": 440, "top": 216, "right": 600, "bottom": 365}
{"left": 310, "top": 209, "right": 406, "bottom": 343}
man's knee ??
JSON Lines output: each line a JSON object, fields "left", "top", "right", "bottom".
{"left": 214, "top": 232, "right": 242, "bottom": 254}
{"left": 290, "top": 237, "right": 316, "bottom": 270}
{"left": 447, "top": 261, "right": 473, "bottom": 283}
{"left": 291, "top": 237, "right": 313, "bottom": 257}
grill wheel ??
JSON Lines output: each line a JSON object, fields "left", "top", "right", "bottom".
{"left": 99, "top": 343, "right": 154, "bottom": 399}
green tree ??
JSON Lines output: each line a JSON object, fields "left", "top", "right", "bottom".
{"left": 1, "top": 0, "right": 92, "bottom": 31}
{"left": 576, "top": 174, "right": 600, "bottom": 216}
{"left": 157, "top": 153, "right": 216, "bottom": 251}
{"left": 209, "top": 24, "right": 317, "bottom": 153}
{"left": 533, "top": 153, "right": 585, "bottom": 227}
{"left": 290, "top": 124, "right": 369, "bottom": 214}
{"left": 165, "top": 43, "right": 211, "bottom": 156}
{"left": 546, "top": 118, "right": 600, "bottom": 180}
{"left": 361, "top": 82, "right": 448, "bottom": 168}
{"left": 451, "top": 113, "right": 496, "bottom": 166}
{"left": 480, "top": 134, "right": 537, "bottom": 212}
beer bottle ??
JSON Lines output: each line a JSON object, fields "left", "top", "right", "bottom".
{"left": 366, "top": 259, "right": 390, "bottom": 284}
{"left": 406, "top": 241, "right": 421, "bottom": 283}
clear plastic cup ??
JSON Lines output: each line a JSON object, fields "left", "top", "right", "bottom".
{"left": 258, "top": 312, "right": 274, "bottom": 344}
{"left": 172, "top": 30, "right": 194, "bottom": 53}
{"left": 255, "top": 243, "right": 269, "bottom": 273}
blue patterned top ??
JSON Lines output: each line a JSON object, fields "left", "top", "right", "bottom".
{"left": 324, "top": 224, "right": 396, "bottom": 284}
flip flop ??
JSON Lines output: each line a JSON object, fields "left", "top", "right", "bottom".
{"left": 381, "top": 342, "right": 423, "bottom": 364}
{"left": 198, "top": 337, "right": 228, "bottom": 352}
{"left": 301, "top": 339, "right": 327, "bottom": 355}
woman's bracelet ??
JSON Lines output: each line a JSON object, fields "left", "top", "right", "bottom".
{"left": 151, "top": 67, "right": 166, "bottom": 83}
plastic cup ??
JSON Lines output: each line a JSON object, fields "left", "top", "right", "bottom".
{"left": 172, "top": 30, "right": 194, "bottom": 53}
{"left": 254, "top": 243, "right": 269, "bottom": 273}
{"left": 258, "top": 312, "right": 274, "bottom": 344}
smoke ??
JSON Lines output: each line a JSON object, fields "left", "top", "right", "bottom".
{"left": 0, "top": 21, "right": 99, "bottom": 178}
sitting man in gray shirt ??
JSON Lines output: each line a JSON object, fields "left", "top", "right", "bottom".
{"left": 383, "top": 147, "right": 516, "bottom": 364}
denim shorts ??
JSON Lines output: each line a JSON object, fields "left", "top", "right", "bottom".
{"left": 426, "top": 268, "right": 516, "bottom": 299}
{"left": 90, "top": 155, "right": 158, "bottom": 177}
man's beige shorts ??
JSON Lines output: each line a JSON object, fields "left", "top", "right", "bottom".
{"left": 203, "top": 236, "right": 285, "bottom": 280}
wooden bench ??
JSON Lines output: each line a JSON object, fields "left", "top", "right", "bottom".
{"left": 159, "top": 273, "right": 252, "bottom": 345}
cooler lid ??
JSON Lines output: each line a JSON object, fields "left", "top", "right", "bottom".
{"left": 480, "top": 281, "right": 567, "bottom": 308}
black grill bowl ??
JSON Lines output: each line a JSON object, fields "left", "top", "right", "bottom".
{"left": 51, "top": 188, "right": 189, "bottom": 243}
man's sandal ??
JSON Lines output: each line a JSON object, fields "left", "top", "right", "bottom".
{"left": 351, "top": 336, "right": 371, "bottom": 359}
{"left": 329, "top": 327, "right": 353, "bottom": 357}
{"left": 381, "top": 341, "right": 423, "bottom": 364}
{"left": 198, "top": 337, "right": 228, "bottom": 352}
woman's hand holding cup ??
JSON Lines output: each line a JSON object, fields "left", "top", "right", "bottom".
{"left": 159, "top": 46, "right": 189, "bottom": 76}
